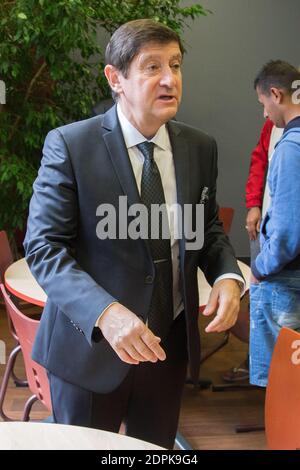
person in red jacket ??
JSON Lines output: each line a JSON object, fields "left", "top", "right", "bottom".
{"left": 222, "top": 119, "right": 273, "bottom": 382}
{"left": 245, "top": 118, "right": 273, "bottom": 240}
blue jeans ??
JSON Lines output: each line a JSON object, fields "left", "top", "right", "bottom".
{"left": 250, "top": 269, "right": 300, "bottom": 387}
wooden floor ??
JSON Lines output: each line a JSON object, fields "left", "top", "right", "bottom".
{"left": 0, "top": 297, "right": 267, "bottom": 449}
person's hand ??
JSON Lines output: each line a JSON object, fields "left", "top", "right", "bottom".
{"left": 246, "top": 207, "right": 262, "bottom": 241}
{"left": 98, "top": 303, "right": 166, "bottom": 365}
{"left": 202, "top": 279, "right": 241, "bottom": 333}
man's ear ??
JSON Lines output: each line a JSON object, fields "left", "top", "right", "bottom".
{"left": 104, "top": 65, "right": 123, "bottom": 95}
{"left": 270, "top": 87, "right": 284, "bottom": 104}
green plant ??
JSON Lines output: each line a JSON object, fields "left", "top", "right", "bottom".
{"left": 0, "top": 0, "right": 209, "bottom": 238}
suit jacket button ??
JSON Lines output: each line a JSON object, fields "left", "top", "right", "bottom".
{"left": 145, "top": 275, "right": 154, "bottom": 284}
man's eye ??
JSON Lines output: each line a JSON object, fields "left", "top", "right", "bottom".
{"left": 147, "top": 64, "right": 160, "bottom": 72}
{"left": 171, "top": 63, "right": 181, "bottom": 71}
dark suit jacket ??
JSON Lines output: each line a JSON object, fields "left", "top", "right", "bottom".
{"left": 24, "top": 105, "right": 241, "bottom": 393}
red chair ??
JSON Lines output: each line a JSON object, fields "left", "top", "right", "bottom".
{"left": 0, "top": 230, "right": 30, "bottom": 420}
{"left": 0, "top": 231, "right": 18, "bottom": 358}
{"left": 218, "top": 207, "right": 234, "bottom": 235}
{"left": 231, "top": 327, "right": 300, "bottom": 436}
{"left": 0, "top": 284, "right": 52, "bottom": 421}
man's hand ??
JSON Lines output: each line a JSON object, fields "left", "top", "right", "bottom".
{"left": 202, "top": 279, "right": 241, "bottom": 333}
{"left": 98, "top": 303, "right": 166, "bottom": 365}
{"left": 246, "top": 207, "right": 262, "bottom": 240}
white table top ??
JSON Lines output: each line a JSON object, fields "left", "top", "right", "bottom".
{"left": 0, "top": 422, "right": 164, "bottom": 450}
{"left": 5, "top": 258, "right": 250, "bottom": 308}
{"left": 5, "top": 258, "right": 47, "bottom": 306}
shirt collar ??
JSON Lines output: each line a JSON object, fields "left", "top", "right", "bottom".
{"left": 283, "top": 115, "right": 300, "bottom": 134}
{"left": 117, "top": 103, "right": 170, "bottom": 151}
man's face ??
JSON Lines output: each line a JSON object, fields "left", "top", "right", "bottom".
{"left": 109, "top": 41, "right": 182, "bottom": 137}
{"left": 256, "top": 86, "right": 286, "bottom": 128}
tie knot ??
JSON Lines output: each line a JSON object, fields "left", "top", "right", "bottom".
{"left": 137, "top": 141, "right": 154, "bottom": 161}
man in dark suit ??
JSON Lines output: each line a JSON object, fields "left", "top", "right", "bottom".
{"left": 24, "top": 19, "right": 243, "bottom": 448}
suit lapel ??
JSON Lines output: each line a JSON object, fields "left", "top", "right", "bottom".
{"left": 102, "top": 106, "right": 153, "bottom": 261}
{"left": 102, "top": 106, "right": 141, "bottom": 208}
{"left": 167, "top": 121, "right": 191, "bottom": 269}
{"left": 167, "top": 121, "right": 190, "bottom": 209}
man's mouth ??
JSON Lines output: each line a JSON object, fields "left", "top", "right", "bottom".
{"left": 157, "top": 95, "right": 176, "bottom": 101}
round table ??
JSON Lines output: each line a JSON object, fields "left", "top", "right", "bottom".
{"left": 0, "top": 421, "right": 164, "bottom": 450}
{"left": 5, "top": 258, "right": 250, "bottom": 307}
{"left": 4, "top": 258, "right": 46, "bottom": 306}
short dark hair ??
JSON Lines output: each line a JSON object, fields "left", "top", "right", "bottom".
{"left": 254, "top": 60, "right": 300, "bottom": 96}
{"left": 105, "top": 19, "right": 184, "bottom": 100}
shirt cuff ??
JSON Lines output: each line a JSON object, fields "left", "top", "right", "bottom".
{"left": 95, "top": 301, "right": 119, "bottom": 328}
{"left": 213, "top": 274, "right": 246, "bottom": 297}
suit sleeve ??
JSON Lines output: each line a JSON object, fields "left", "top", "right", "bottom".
{"left": 198, "top": 138, "right": 243, "bottom": 285}
{"left": 24, "top": 129, "right": 117, "bottom": 345}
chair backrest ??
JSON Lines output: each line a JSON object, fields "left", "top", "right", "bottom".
{"left": 218, "top": 207, "right": 234, "bottom": 235}
{"left": 0, "top": 231, "right": 18, "bottom": 340}
{"left": 0, "top": 284, "right": 52, "bottom": 413}
{"left": 265, "top": 327, "right": 300, "bottom": 450}
{"left": 0, "top": 231, "right": 14, "bottom": 283}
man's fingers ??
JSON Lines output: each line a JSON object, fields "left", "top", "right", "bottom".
{"left": 132, "top": 338, "right": 159, "bottom": 363}
{"left": 117, "top": 348, "right": 140, "bottom": 365}
{"left": 141, "top": 330, "right": 166, "bottom": 361}
{"left": 249, "top": 228, "right": 257, "bottom": 240}
{"left": 203, "top": 289, "right": 219, "bottom": 316}
{"left": 124, "top": 344, "right": 149, "bottom": 363}
{"left": 205, "top": 311, "right": 234, "bottom": 333}
{"left": 246, "top": 221, "right": 257, "bottom": 240}
{"left": 205, "top": 300, "right": 239, "bottom": 333}
{"left": 205, "top": 317, "right": 226, "bottom": 333}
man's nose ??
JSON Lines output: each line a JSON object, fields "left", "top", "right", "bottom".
{"left": 160, "top": 67, "right": 176, "bottom": 88}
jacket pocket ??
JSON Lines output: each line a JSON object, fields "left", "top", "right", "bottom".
{"left": 260, "top": 213, "right": 269, "bottom": 236}
{"left": 272, "top": 286, "right": 300, "bottom": 330}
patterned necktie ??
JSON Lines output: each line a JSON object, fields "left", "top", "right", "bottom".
{"left": 137, "top": 141, "right": 174, "bottom": 341}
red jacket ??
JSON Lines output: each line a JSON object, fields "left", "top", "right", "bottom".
{"left": 245, "top": 118, "right": 273, "bottom": 208}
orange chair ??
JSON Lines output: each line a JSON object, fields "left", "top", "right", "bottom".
{"left": 218, "top": 207, "right": 234, "bottom": 235}
{"left": 0, "top": 230, "right": 18, "bottom": 354}
{"left": 0, "top": 284, "right": 52, "bottom": 421}
{"left": 0, "top": 231, "right": 30, "bottom": 420}
{"left": 265, "top": 327, "right": 300, "bottom": 449}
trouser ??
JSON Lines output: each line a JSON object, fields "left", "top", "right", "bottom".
{"left": 48, "top": 312, "right": 188, "bottom": 449}
{"left": 250, "top": 269, "right": 300, "bottom": 387}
